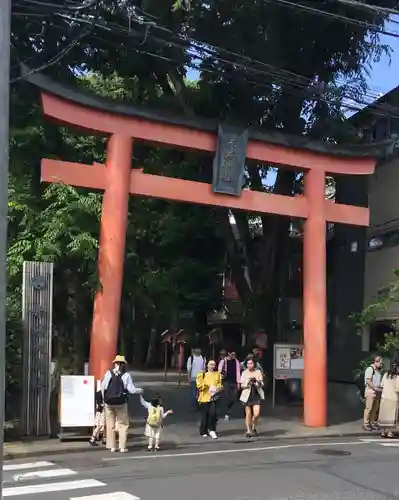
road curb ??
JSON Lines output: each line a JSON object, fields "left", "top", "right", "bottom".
{"left": 4, "top": 444, "right": 101, "bottom": 461}
{"left": 3, "top": 430, "right": 371, "bottom": 460}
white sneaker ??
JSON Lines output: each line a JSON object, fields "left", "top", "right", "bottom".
{"left": 202, "top": 434, "right": 208, "bottom": 438}
{"left": 224, "top": 415, "right": 229, "bottom": 421}
{"left": 209, "top": 431, "right": 218, "bottom": 439}
{"left": 110, "top": 448, "right": 116, "bottom": 452}
{"left": 120, "top": 448, "right": 128, "bottom": 453}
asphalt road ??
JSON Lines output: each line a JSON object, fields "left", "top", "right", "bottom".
{"left": 2, "top": 436, "right": 399, "bottom": 500}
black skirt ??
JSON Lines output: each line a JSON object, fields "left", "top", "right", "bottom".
{"left": 242, "top": 385, "right": 261, "bottom": 407}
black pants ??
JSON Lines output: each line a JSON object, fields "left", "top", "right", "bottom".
{"left": 224, "top": 382, "right": 238, "bottom": 413}
{"left": 199, "top": 402, "right": 217, "bottom": 435}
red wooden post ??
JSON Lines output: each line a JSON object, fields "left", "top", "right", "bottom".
{"left": 89, "top": 134, "right": 133, "bottom": 381}
{"left": 303, "top": 169, "right": 327, "bottom": 427}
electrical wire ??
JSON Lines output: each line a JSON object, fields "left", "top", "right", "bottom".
{"left": 13, "top": 0, "right": 392, "bottom": 104}
{"left": 88, "top": 13, "right": 399, "bottom": 115}
{"left": 267, "top": 0, "right": 399, "bottom": 37}
{"left": 11, "top": 1, "right": 399, "bottom": 119}
{"left": 114, "top": 4, "right": 394, "bottom": 102}
{"left": 91, "top": 24, "right": 399, "bottom": 120}
{"left": 327, "top": 0, "right": 399, "bottom": 16}
{"left": 92, "top": 32, "right": 385, "bottom": 118}
{"left": 15, "top": 0, "right": 98, "bottom": 11}
{"left": 10, "top": 29, "right": 90, "bottom": 83}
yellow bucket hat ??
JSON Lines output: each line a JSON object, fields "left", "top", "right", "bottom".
{"left": 112, "top": 354, "right": 127, "bottom": 364}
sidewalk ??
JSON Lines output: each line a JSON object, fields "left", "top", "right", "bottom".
{"left": 4, "top": 372, "right": 367, "bottom": 459}
{"left": 4, "top": 415, "right": 367, "bottom": 460}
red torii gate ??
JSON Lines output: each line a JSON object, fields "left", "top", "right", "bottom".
{"left": 28, "top": 71, "right": 379, "bottom": 427}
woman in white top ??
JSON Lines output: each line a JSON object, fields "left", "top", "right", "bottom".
{"left": 378, "top": 360, "right": 399, "bottom": 438}
{"left": 240, "top": 357, "right": 264, "bottom": 438}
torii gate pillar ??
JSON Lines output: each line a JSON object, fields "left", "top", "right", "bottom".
{"left": 303, "top": 168, "right": 327, "bottom": 427}
{"left": 90, "top": 135, "right": 133, "bottom": 379}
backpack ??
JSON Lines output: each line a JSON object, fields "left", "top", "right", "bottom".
{"left": 104, "top": 372, "right": 126, "bottom": 405}
{"left": 221, "top": 359, "right": 226, "bottom": 378}
{"left": 364, "top": 366, "right": 376, "bottom": 387}
{"left": 147, "top": 405, "right": 162, "bottom": 427}
{"left": 189, "top": 355, "right": 206, "bottom": 376}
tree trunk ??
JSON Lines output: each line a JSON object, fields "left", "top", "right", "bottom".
{"left": 144, "top": 328, "right": 158, "bottom": 367}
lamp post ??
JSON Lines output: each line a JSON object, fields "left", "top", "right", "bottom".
{"left": 0, "top": 0, "right": 11, "bottom": 494}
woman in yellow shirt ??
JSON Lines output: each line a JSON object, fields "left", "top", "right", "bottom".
{"left": 196, "top": 359, "right": 223, "bottom": 439}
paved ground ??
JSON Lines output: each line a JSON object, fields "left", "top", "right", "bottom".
{"left": 5, "top": 373, "right": 366, "bottom": 459}
{"left": 4, "top": 408, "right": 368, "bottom": 459}
{"left": 3, "top": 435, "right": 399, "bottom": 499}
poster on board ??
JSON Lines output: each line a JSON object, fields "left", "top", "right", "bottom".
{"left": 59, "top": 375, "right": 95, "bottom": 428}
{"left": 276, "top": 347, "right": 291, "bottom": 369}
{"left": 273, "top": 343, "right": 304, "bottom": 378}
{"left": 273, "top": 343, "right": 304, "bottom": 407}
{"left": 290, "top": 347, "right": 304, "bottom": 370}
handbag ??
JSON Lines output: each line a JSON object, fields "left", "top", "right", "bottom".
{"left": 211, "top": 387, "right": 224, "bottom": 402}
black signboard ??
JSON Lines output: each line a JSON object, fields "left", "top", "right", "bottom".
{"left": 212, "top": 124, "right": 248, "bottom": 196}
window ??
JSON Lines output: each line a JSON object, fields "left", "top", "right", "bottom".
{"left": 373, "top": 118, "right": 391, "bottom": 141}
{"left": 367, "top": 230, "right": 399, "bottom": 251}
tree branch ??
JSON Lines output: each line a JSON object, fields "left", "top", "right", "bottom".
{"left": 156, "top": 65, "right": 253, "bottom": 310}
{"left": 216, "top": 208, "right": 252, "bottom": 306}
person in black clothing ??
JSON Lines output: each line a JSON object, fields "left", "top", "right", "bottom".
{"left": 218, "top": 350, "right": 240, "bottom": 420}
{"left": 217, "top": 349, "right": 227, "bottom": 366}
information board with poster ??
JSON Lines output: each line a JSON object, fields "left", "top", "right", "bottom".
{"left": 273, "top": 344, "right": 304, "bottom": 407}
{"left": 58, "top": 375, "right": 95, "bottom": 439}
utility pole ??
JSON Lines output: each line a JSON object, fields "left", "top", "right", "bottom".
{"left": 0, "top": 0, "right": 11, "bottom": 495}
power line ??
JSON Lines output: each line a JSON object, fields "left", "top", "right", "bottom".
{"left": 327, "top": 0, "right": 399, "bottom": 16}
{"left": 11, "top": 2, "right": 399, "bottom": 119}
{"left": 90, "top": 11, "right": 399, "bottom": 115}
{"left": 97, "top": 34, "right": 381, "bottom": 117}
{"left": 13, "top": 1, "right": 392, "bottom": 105}
{"left": 14, "top": 0, "right": 395, "bottom": 98}
{"left": 113, "top": 4, "right": 395, "bottom": 101}
{"left": 15, "top": 0, "right": 98, "bottom": 11}
{"left": 267, "top": 0, "right": 399, "bottom": 37}
{"left": 10, "top": 25, "right": 92, "bottom": 83}
{"left": 92, "top": 28, "right": 399, "bottom": 120}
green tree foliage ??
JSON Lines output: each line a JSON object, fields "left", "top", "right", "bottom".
{"left": 7, "top": 66, "right": 224, "bottom": 385}
{"left": 8, "top": 0, "right": 397, "bottom": 381}
{"left": 352, "top": 271, "right": 399, "bottom": 393}
{"left": 354, "top": 270, "right": 399, "bottom": 351}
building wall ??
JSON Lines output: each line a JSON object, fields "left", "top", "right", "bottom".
{"left": 364, "top": 157, "right": 399, "bottom": 320}
{"left": 369, "top": 157, "right": 399, "bottom": 227}
{"left": 364, "top": 247, "right": 399, "bottom": 319}
{"left": 328, "top": 174, "right": 368, "bottom": 382}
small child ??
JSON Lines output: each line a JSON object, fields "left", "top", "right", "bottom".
{"left": 140, "top": 393, "right": 173, "bottom": 451}
{"left": 89, "top": 386, "right": 106, "bottom": 446}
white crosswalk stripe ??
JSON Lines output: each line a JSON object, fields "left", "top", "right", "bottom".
{"left": 3, "top": 462, "right": 54, "bottom": 472}
{"left": 12, "top": 468, "right": 77, "bottom": 482}
{"left": 360, "top": 437, "right": 399, "bottom": 447}
{"left": 70, "top": 494, "right": 140, "bottom": 500}
{"left": 2, "top": 460, "right": 141, "bottom": 499}
{"left": 3, "top": 479, "right": 105, "bottom": 497}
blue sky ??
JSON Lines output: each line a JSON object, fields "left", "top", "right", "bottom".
{"left": 367, "top": 19, "right": 399, "bottom": 97}
{"left": 188, "top": 18, "right": 398, "bottom": 188}
{"left": 187, "top": 19, "right": 399, "bottom": 104}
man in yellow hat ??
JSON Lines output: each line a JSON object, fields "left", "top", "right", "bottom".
{"left": 102, "top": 354, "right": 142, "bottom": 453}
